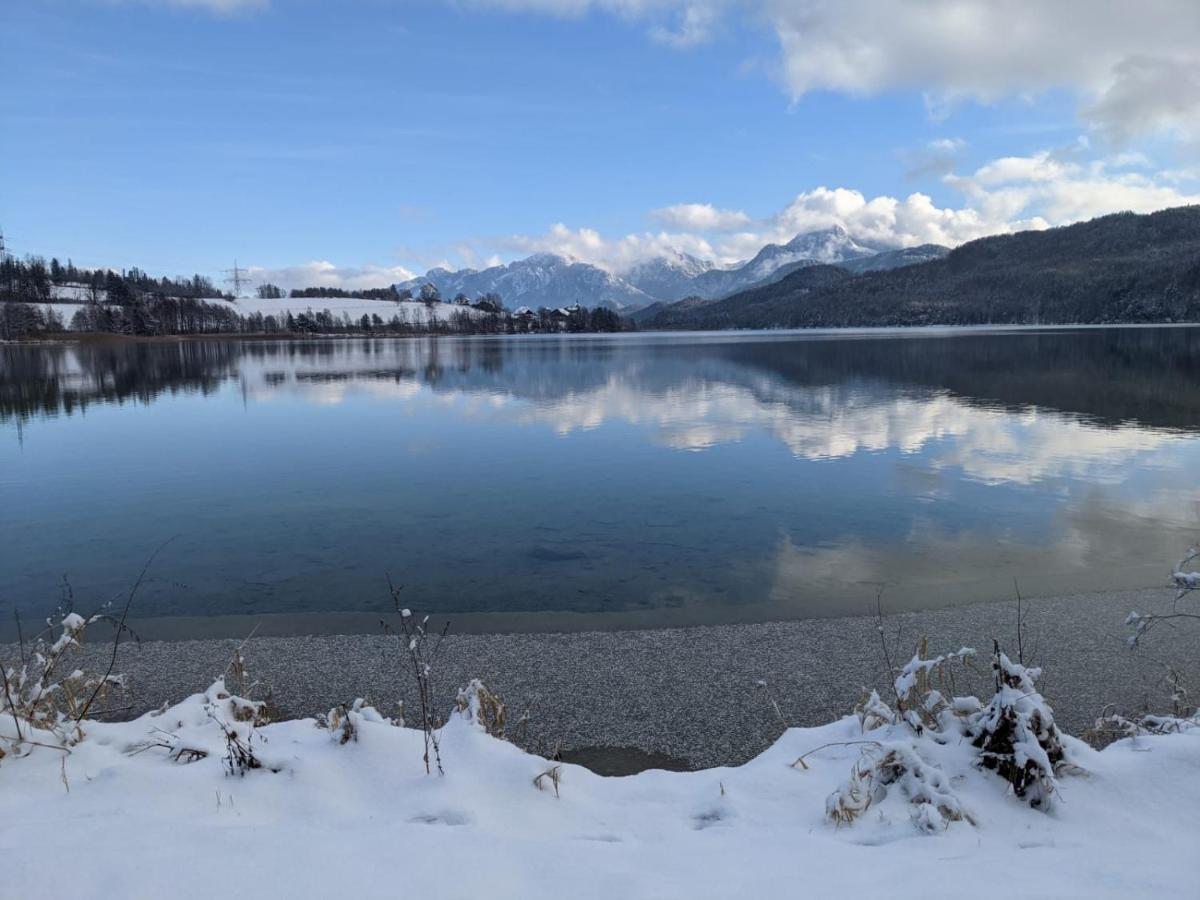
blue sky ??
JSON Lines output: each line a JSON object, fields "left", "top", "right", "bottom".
{"left": 3, "top": 1, "right": 1199, "bottom": 289}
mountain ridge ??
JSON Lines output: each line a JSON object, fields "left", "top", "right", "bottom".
{"left": 640, "top": 206, "right": 1200, "bottom": 330}
{"left": 395, "top": 227, "right": 946, "bottom": 311}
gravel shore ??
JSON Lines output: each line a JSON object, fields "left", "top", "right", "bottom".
{"left": 7, "top": 587, "right": 1195, "bottom": 769}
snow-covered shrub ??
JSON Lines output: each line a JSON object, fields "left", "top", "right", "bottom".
{"left": 1, "top": 611, "right": 127, "bottom": 754}
{"left": 831, "top": 634, "right": 1073, "bottom": 827}
{"left": 217, "top": 717, "right": 263, "bottom": 776}
{"left": 967, "top": 644, "right": 1067, "bottom": 809}
{"left": 825, "top": 743, "right": 973, "bottom": 832}
{"left": 319, "top": 698, "right": 400, "bottom": 745}
{"left": 204, "top": 676, "right": 270, "bottom": 728}
{"left": 199, "top": 651, "right": 276, "bottom": 776}
{"left": 125, "top": 667, "right": 279, "bottom": 772}
{"left": 890, "top": 640, "right": 975, "bottom": 735}
{"left": 854, "top": 689, "right": 896, "bottom": 731}
{"left": 854, "top": 638, "right": 975, "bottom": 737}
{"left": 1088, "top": 663, "right": 1197, "bottom": 746}
{"left": 1126, "top": 546, "right": 1200, "bottom": 647}
{"left": 454, "top": 679, "right": 508, "bottom": 739}
{"left": 1090, "top": 711, "right": 1199, "bottom": 743}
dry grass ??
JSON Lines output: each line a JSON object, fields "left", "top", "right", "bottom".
{"left": 533, "top": 765, "right": 563, "bottom": 798}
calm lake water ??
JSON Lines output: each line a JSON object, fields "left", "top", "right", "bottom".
{"left": 3, "top": 327, "right": 1200, "bottom": 637}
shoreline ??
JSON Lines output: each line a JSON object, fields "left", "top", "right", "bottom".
{"left": 6, "top": 319, "right": 1200, "bottom": 347}
{"left": 9, "top": 585, "right": 1194, "bottom": 770}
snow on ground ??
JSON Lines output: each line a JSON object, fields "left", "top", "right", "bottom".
{"left": 227, "top": 295, "right": 489, "bottom": 324}
{"left": 50, "top": 283, "right": 101, "bottom": 302}
{"left": 35, "top": 302, "right": 87, "bottom": 323}
{"left": 2, "top": 673, "right": 1197, "bottom": 899}
{"left": 11, "top": 293, "right": 489, "bottom": 329}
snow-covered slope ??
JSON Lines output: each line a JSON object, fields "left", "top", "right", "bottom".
{"left": 840, "top": 243, "right": 950, "bottom": 273}
{"left": 225, "top": 295, "right": 488, "bottom": 324}
{"left": 393, "top": 228, "right": 918, "bottom": 311}
{"left": 396, "top": 254, "right": 655, "bottom": 312}
{"left": 685, "top": 226, "right": 878, "bottom": 299}
{"left": 3, "top": 673, "right": 1197, "bottom": 900}
{"left": 623, "top": 250, "right": 716, "bottom": 301}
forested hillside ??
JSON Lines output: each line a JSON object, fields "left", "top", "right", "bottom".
{"left": 645, "top": 207, "right": 1200, "bottom": 330}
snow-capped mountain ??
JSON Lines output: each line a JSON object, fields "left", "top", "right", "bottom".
{"left": 623, "top": 250, "right": 716, "bottom": 302}
{"left": 395, "top": 253, "right": 655, "bottom": 311}
{"left": 394, "top": 228, "right": 943, "bottom": 312}
{"left": 685, "top": 226, "right": 878, "bottom": 299}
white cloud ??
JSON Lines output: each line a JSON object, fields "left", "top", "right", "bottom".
{"left": 945, "top": 152, "right": 1200, "bottom": 226}
{"left": 764, "top": 1, "right": 1200, "bottom": 143}
{"left": 467, "top": 1, "right": 1200, "bottom": 143}
{"left": 474, "top": 142, "right": 1200, "bottom": 274}
{"left": 927, "top": 138, "right": 966, "bottom": 154}
{"left": 649, "top": 3, "right": 719, "bottom": 47}
{"left": 651, "top": 202, "right": 751, "bottom": 231}
{"left": 247, "top": 261, "right": 416, "bottom": 293}
{"left": 499, "top": 222, "right": 721, "bottom": 270}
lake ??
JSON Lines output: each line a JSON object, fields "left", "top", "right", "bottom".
{"left": 3, "top": 326, "right": 1200, "bottom": 638}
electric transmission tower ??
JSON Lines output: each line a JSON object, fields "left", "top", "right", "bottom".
{"left": 223, "top": 259, "right": 251, "bottom": 297}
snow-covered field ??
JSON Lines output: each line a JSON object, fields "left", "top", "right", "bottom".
{"left": 49, "top": 283, "right": 100, "bottom": 302}
{"left": 3, "top": 629, "right": 1198, "bottom": 900}
{"left": 18, "top": 291, "right": 490, "bottom": 329}
{"left": 227, "top": 295, "right": 489, "bottom": 324}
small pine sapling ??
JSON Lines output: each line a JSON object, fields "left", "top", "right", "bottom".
{"left": 967, "top": 642, "right": 1067, "bottom": 809}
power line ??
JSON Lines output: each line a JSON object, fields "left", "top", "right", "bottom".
{"left": 222, "top": 259, "right": 251, "bottom": 297}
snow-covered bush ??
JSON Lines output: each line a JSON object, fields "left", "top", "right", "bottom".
{"left": 832, "top": 635, "right": 1071, "bottom": 826}
{"left": 826, "top": 743, "right": 973, "bottom": 832}
{"left": 1089, "top": 662, "right": 1197, "bottom": 745}
{"left": 853, "top": 639, "right": 976, "bottom": 737}
{"left": 1090, "top": 711, "right": 1199, "bottom": 742}
{"left": 1, "top": 610, "right": 127, "bottom": 755}
{"left": 127, "top": 652, "right": 279, "bottom": 775}
{"left": 966, "top": 644, "right": 1067, "bottom": 809}
{"left": 854, "top": 689, "right": 896, "bottom": 732}
{"left": 891, "top": 640, "right": 976, "bottom": 735}
{"left": 319, "top": 698, "right": 401, "bottom": 745}
{"left": 454, "top": 679, "right": 508, "bottom": 739}
{"left": 1126, "top": 546, "right": 1200, "bottom": 647}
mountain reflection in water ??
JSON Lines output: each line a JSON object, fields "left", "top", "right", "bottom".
{"left": 3, "top": 327, "right": 1199, "bottom": 635}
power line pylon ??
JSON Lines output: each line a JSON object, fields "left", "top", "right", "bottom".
{"left": 223, "top": 259, "right": 251, "bottom": 297}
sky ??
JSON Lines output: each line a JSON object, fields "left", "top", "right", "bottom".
{"left": 3, "top": 1, "right": 1200, "bottom": 290}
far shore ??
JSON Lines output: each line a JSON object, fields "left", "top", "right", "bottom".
{"left": 5, "top": 318, "right": 1200, "bottom": 348}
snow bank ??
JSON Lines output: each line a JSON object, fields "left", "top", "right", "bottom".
{"left": 2, "top": 673, "right": 1197, "bottom": 899}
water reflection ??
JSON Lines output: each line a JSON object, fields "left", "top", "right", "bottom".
{"left": 2, "top": 328, "right": 1199, "bottom": 633}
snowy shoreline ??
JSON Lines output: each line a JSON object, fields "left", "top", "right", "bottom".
{"left": 3, "top": 594, "right": 1199, "bottom": 900}
{"left": 6, "top": 586, "right": 1194, "bottom": 770}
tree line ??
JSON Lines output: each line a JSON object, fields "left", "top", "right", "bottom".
{"left": 1, "top": 255, "right": 226, "bottom": 306}
{"left": 1, "top": 250, "right": 633, "bottom": 339}
{"left": 645, "top": 206, "right": 1200, "bottom": 330}
{"left": 1, "top": 295, "right": 629, "bottom": 339}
